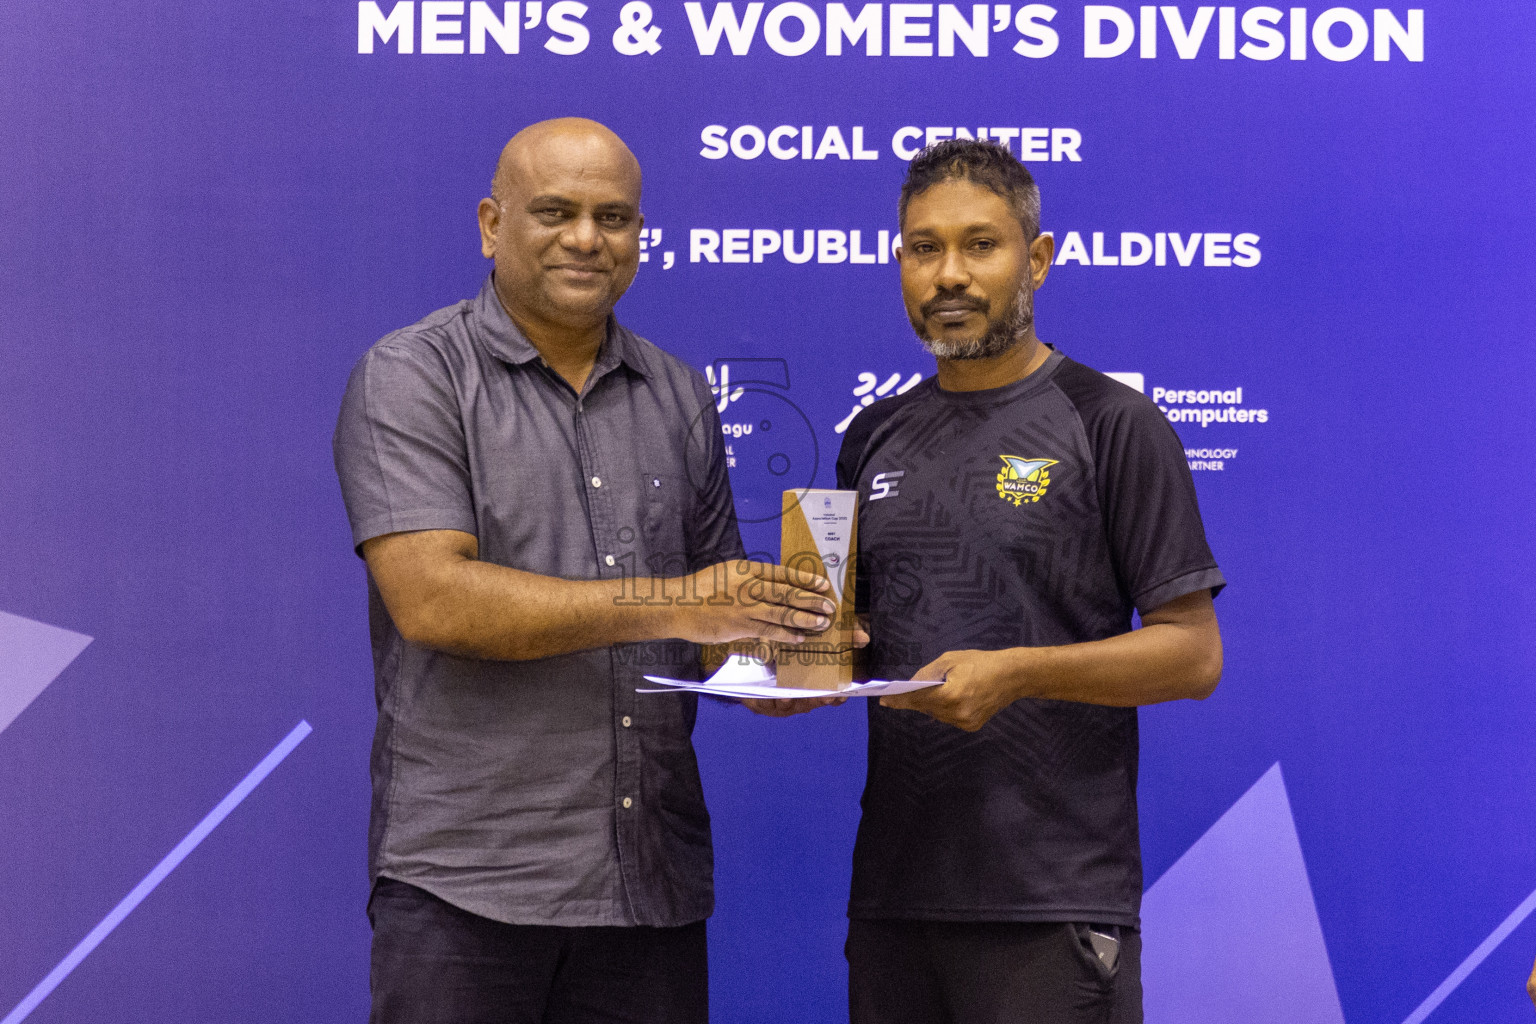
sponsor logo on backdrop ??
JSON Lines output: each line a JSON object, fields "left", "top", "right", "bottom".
{"left": 704, "top": 363, "right": 745, "bottom": 414}
{"left": 700, "top": 359, "right": 820, "bottom": 519}
{"left": 358, "top": 3, "right": 1425, "bottom": 64}
{"left": 737, "top": 369, "right": 1265, "bottom": 477}
{"left": 996, "top": 456, "right": 1056, "bottom": 505}
{"left": 1109, "top": 372, "right": 1268, "bottom": 471}
{"left": 835, "top": 370, "right": 924, "bottom": 432}
{"left": 1155, "top": 386, "right": 1268, "bottom": 425}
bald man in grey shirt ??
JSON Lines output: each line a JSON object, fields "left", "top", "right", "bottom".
{"left": 334, "top": 118, "right": 834, "bottom": 1024}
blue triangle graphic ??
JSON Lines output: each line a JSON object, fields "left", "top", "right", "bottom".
{"left": 1142, "top": 763, "right": 1346, "bottom": 1024}
{"left": 0, "top": 610, "right": 93, "bottom": 738}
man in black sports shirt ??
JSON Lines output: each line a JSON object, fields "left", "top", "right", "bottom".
{"left": 835, "top": 139, "right": 1225, "bottom": 1023}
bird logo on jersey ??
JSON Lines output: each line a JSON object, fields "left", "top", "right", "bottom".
{"left": 996, "top": 456, "right": 1058, "bottom": 506}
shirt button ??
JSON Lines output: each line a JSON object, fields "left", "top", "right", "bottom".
{"left": 605, "top": 554, "right": 616, "bottom": 567}
{"left": 622, "top": 716, "right": 632, "bottom": 728}
{"left": 622, "top": 796, "right": 633, "bottom": 809}
{"left": 591, "top": 476, "right": 602, "bottom": 488}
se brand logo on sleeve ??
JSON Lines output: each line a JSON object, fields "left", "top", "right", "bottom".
{"left": 996, "top": 456, "right": 1058, "bottom": 506}
{"left": 869, "top": 470, "right": 905, "bottom": 501}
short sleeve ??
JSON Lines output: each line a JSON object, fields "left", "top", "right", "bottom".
{"left": 685, "top": 374, "right": 746, "bottom": 570}
{"left": 332, "top": 340, "right": 479, "bottom": 553}
{"left": 1069, "top": 380, "right": 1225, "bottom": 615}
{"left": 1038, "top": 360, "right": 1228, "bottom": 617}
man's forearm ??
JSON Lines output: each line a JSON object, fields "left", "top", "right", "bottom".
{"left": 889, "top": 590, "right": 1221, "bottom": 729}
{"left": 365, "top": 530, "right": 835, "bottom": 662}
{"left": 995, "top": 616, "right": 1222, "bottom": 707}
{"left": 396, "top": 554, "right": 684, "bottom": 661}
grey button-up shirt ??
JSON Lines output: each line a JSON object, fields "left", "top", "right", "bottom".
{"left": 333, "top": 275, "right": 744, "bottom": 927}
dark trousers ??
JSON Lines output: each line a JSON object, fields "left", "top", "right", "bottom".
{"left": 369, "top": 878, "right": 708, "bottom": 1024}
{"left": 847, "top": 919, "right": 1143, "bottom": 1024}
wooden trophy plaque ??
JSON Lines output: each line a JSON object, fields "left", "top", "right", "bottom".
{"left": 777, "top": 488, "right": 858, "bottom": 690}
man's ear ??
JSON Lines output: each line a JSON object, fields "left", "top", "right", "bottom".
{"left": 477, "top": 198, "right": 501, "bottom": 259}
{"left": 1029, "top": 232, "right": 1055, "bottom": 288}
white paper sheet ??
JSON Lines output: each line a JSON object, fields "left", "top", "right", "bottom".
{"left": 640, "top": 654, "right": 940, "bottom": 700}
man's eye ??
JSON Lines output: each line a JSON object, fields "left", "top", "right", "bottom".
{"left": 972, "top": 239, "right": 995, "bottom": 251}
{"left": 600, "top": 213, "right": 632, "bottom": 227}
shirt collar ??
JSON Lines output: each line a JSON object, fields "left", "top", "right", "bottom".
{"left": 471, "top": 274, "right": 654, "bottom": 380}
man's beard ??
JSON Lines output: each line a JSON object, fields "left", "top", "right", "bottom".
{"left": 912, "top": 284, "right": 1034, "bottom": 361}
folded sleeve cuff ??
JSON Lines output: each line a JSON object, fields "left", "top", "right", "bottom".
{"left": 350, "top": 508, "right": 478, "bottom": 554}
{"left": 1134, "top": 567, "right": 1226, "bottom": 617}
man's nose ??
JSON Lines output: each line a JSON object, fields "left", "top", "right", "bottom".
{"left": 934, "top": 250, "right": 970, "bottom": 290}
{"left": 562, "top": 214, "right": 601, "bottom": 253}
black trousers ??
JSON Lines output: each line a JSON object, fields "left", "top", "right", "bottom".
{"left": 847, "top": 919, "right": 1143, "bottom": 1024}
{"left": 369, "top": 878, "right": 708, "bottom": 1024}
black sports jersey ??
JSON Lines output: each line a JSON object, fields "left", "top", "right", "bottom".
{"left": 836, "top": 348, "right": 1224, "bottom": 926}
